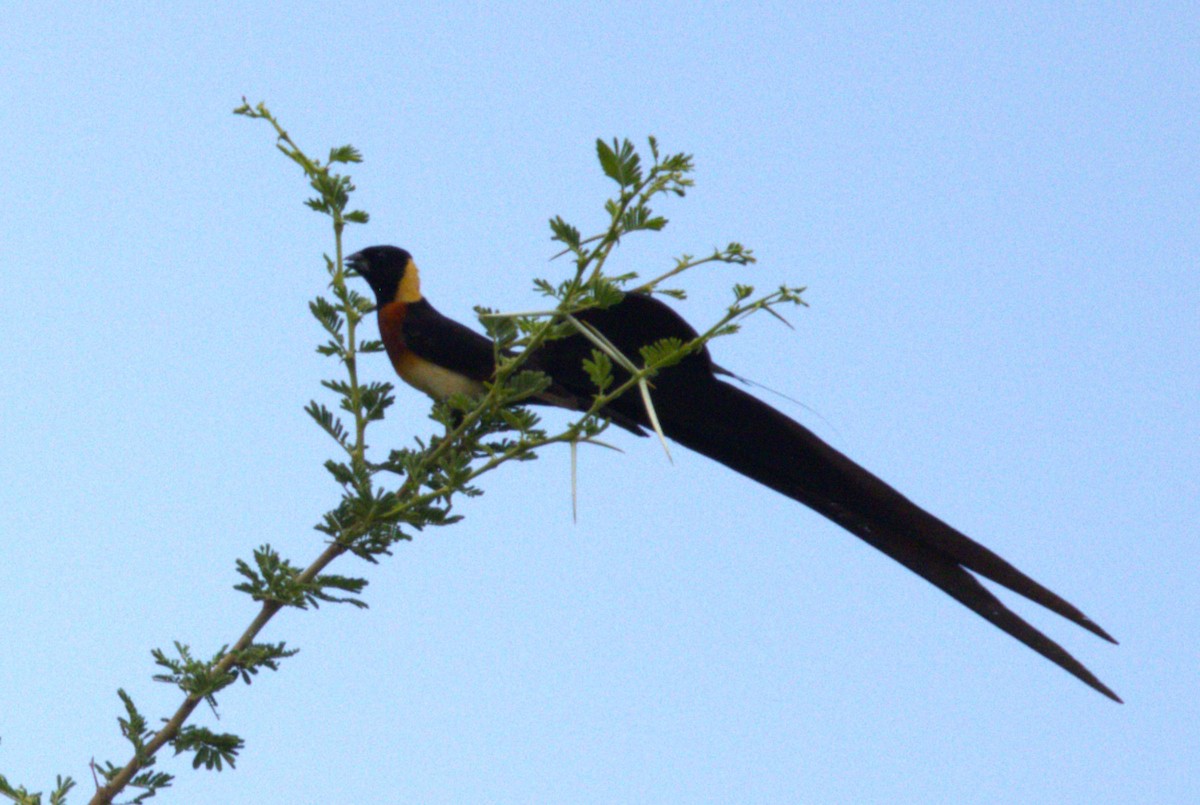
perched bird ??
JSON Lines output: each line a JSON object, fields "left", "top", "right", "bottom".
{"left": 347, "top": 245, "right": 645, "bottom": 432}
{"left": 347, "top": 244, "right": 1120, "bottom": 702}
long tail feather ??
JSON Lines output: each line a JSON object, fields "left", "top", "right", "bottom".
{"left": 659, "top": 381, "right": 1121, "bottom": 701}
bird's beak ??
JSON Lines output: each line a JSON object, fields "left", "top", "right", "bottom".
{"left": 345, "top": 251, "right": 366, "bottom": 276}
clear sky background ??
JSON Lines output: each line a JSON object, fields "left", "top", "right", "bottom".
{"left": 2, "top": 3, "right": 1197, "bottom": 803}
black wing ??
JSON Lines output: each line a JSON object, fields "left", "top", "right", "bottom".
{"left": 402, "top": 299, "right": 501, "bottom": 382}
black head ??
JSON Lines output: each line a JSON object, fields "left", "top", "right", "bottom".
{"left": 346, "top": 245, "right": 419, "bottom": 305}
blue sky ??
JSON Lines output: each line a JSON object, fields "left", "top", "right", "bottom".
{"left": 2, "top": 2, "right": 1197, "bottom": 803}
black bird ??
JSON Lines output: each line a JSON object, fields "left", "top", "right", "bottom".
{"left": 347, "top": 244, "right": 1120, "bottom": 702}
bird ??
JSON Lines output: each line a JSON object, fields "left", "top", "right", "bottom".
{"left": 346, "top": 244, "right": 646, "bottom": 432}
{"left": 347, "top": 244, "right": 1120, "bottom": 702}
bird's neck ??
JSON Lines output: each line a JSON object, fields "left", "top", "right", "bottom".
{"left": 396, "top": 263, "right": 422, "bottom": 303}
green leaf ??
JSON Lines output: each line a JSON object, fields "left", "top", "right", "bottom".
{"left": 622, "top": 206, "right": 658, "bottom": 232}
{"left": 477, "top": 306, "right": 517, "bottom": 343}
{"left": 549, "top": 216, "right": 582, "bottom": 250}
{"left": 324, "top": 459, "right": 356, "bottom": 485}
{"left": 305, "top": 402, "right": 348, "bottom": 446}
{"left": 328, "top": 144, "right": 363, "bottom": 164}
{"left": 125, "top": 770, "right": 173, "bottom": 804}
{"left": 591, "top": 279, "right": 625, "bottom": 308}
{"left": 359, "top": 381, "right": 395, "bottom": 421}
{"left": 583, "top": 349, "right": 614, "bottom": 392}
{"left": 640, "top": 337, "right": 686, "bottom": 369}
{"left": 234, "top": 545, "right": 369, "bottom": 609}
{"left": 504, "top": 370, "right": 552, "bottom": 401}
{"left": 226, "top": 641, "right": 301, "bottom": 683}
{"left": 173, "top": 726, "right": 244, "bottom": 771}
{"left": 309, "top": 297, "right": 345, "bottom": 335}
{"left": 50, "top": 776, "right": 77, "bottom": 805}
{"left": 596, "top": 138, "right": 642, "bottom": 187}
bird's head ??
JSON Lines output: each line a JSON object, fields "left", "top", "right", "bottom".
{"left": 346, "top": 245, "right": 422, "bottom": 305}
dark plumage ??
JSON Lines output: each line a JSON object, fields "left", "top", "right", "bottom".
{"left": 349, "top": 245, "right": 1120, "bottom": 702}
